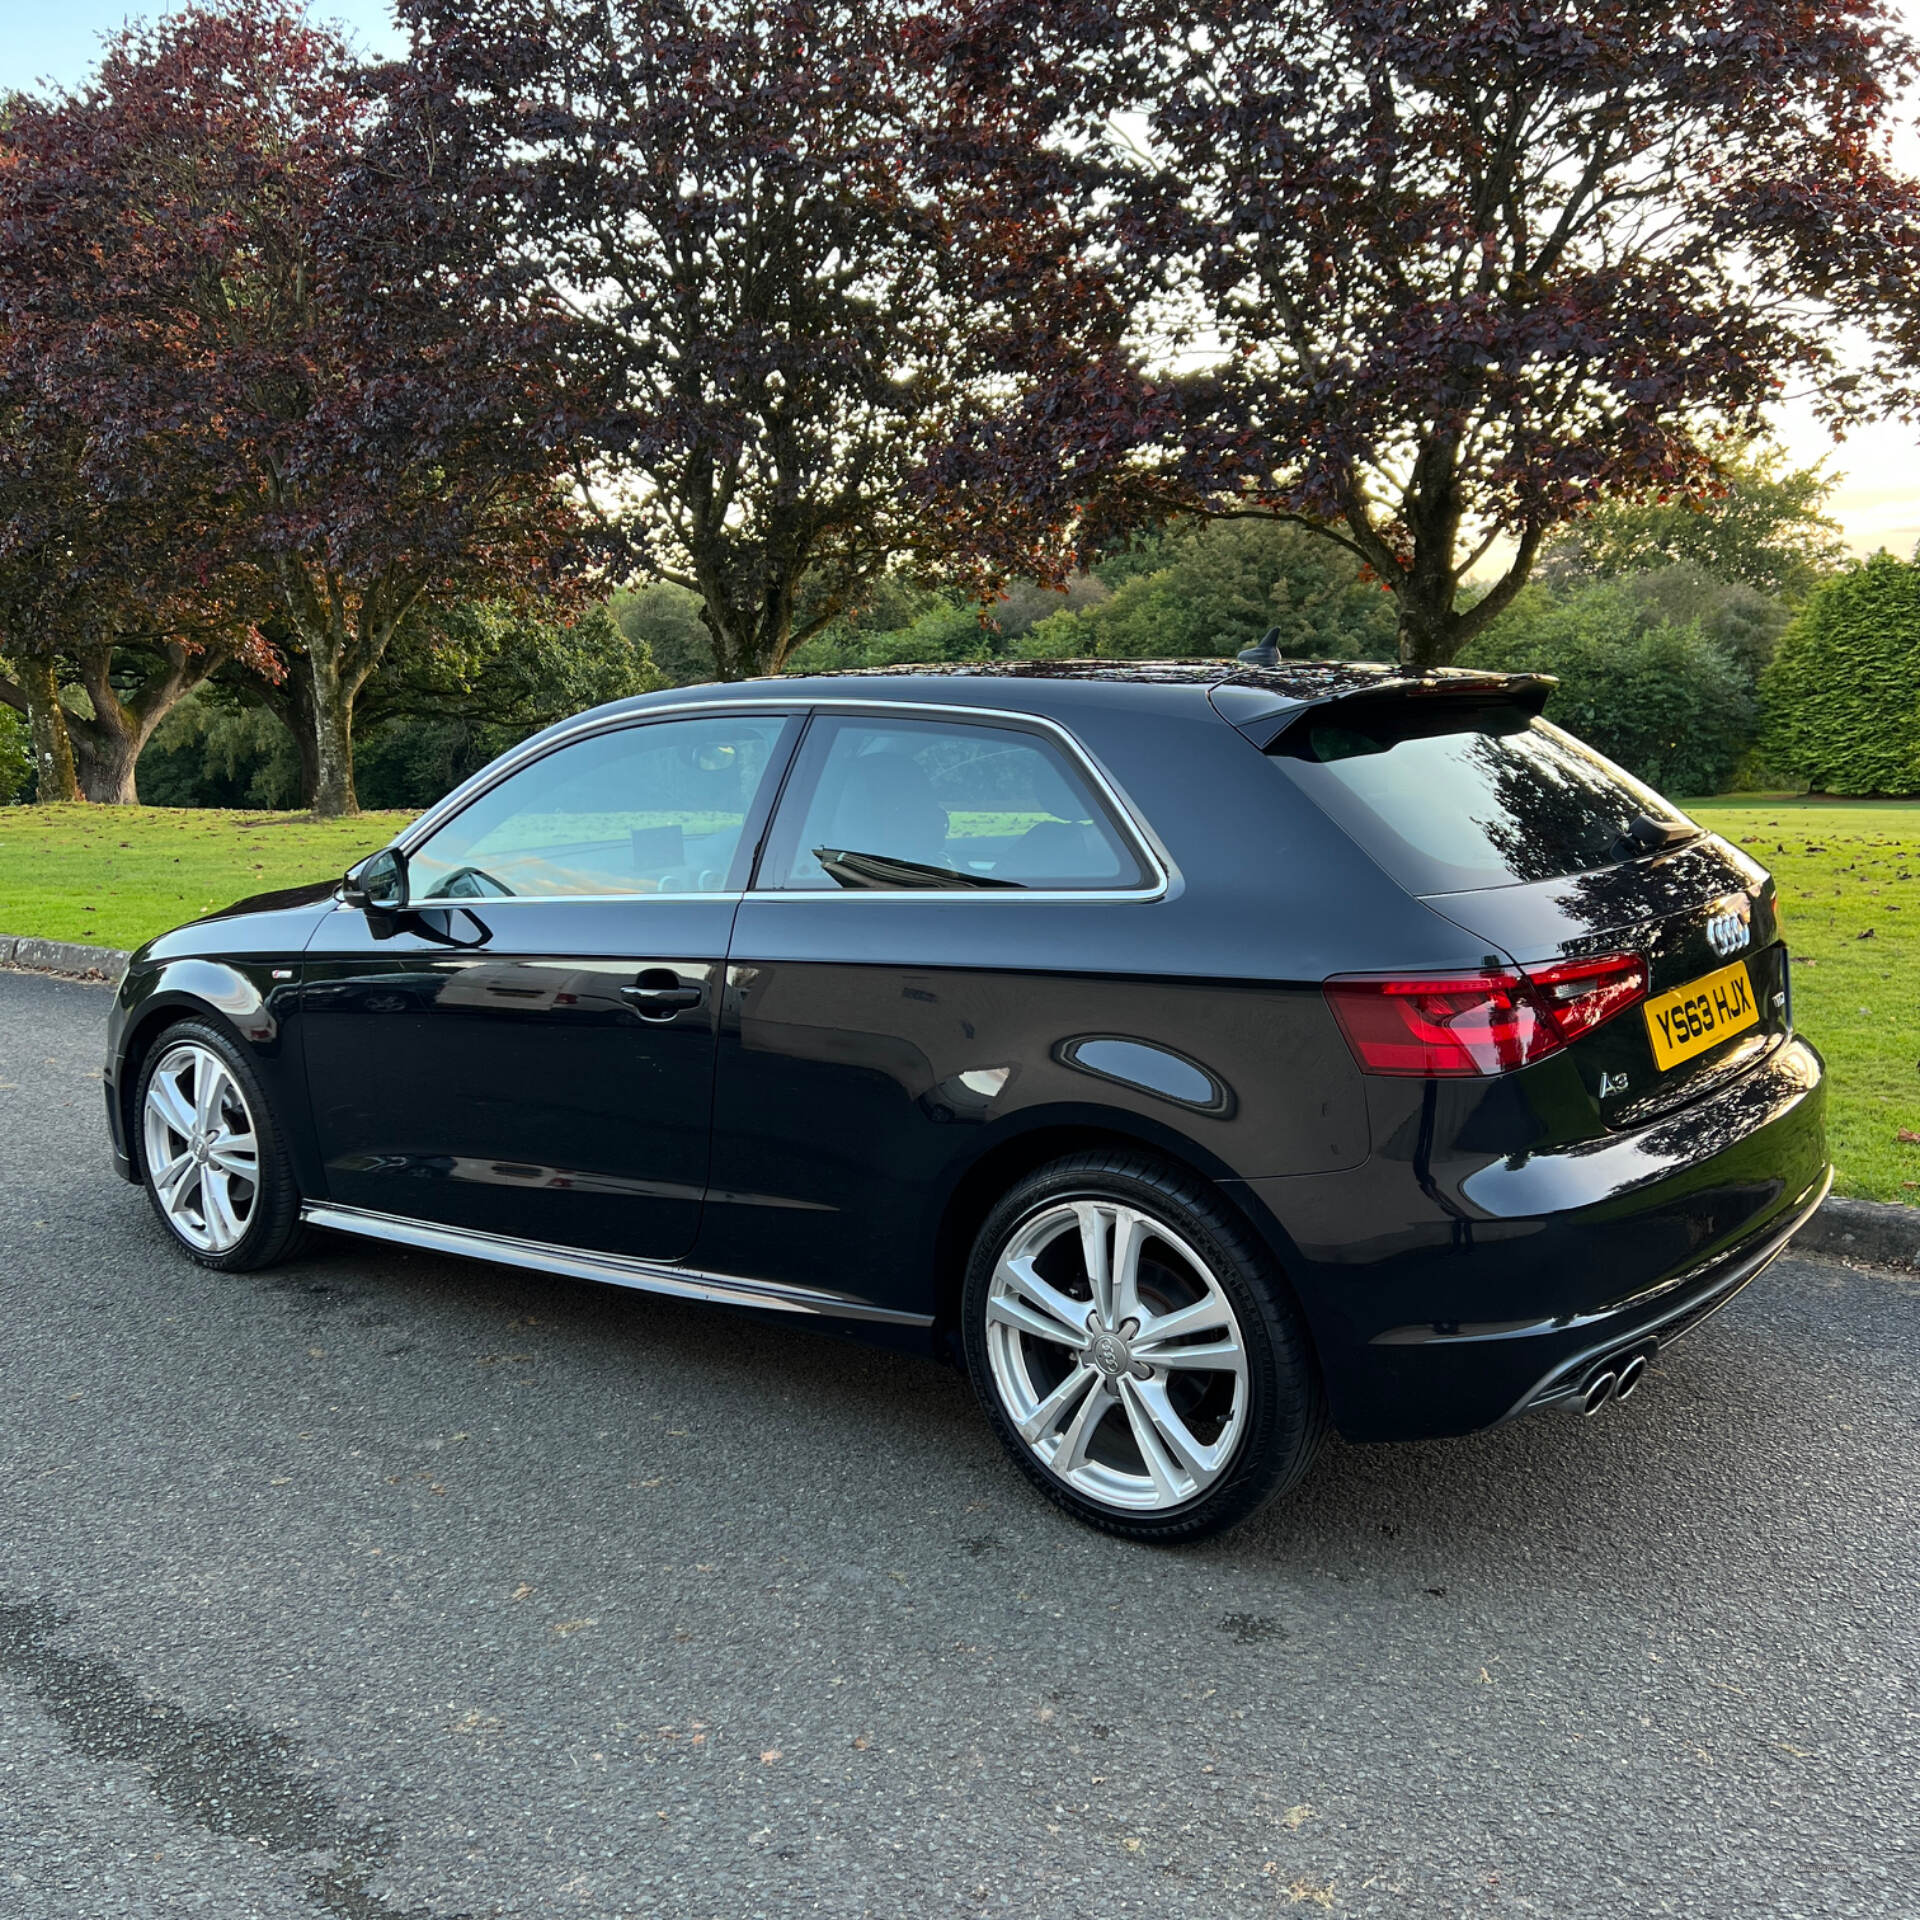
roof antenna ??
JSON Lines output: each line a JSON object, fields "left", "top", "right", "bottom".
{"left": 1236, "top": 627, "right": 1281, "bottom": 668}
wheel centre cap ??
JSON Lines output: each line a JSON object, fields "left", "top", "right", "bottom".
{"left": 1089, "top": 1329, "right": 1133, "bottom": 1377}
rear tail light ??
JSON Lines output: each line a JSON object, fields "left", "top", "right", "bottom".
{"left": 1524, "top": 952, "right": 1649, "bottom": 1044}
{"left": 1325, "top": 952, "right": 1647, "bottom": 1078}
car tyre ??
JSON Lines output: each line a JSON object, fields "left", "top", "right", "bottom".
{"left": 134, "top": 1017, "right": 306, "bottom": 1272}
{"left": 962, "top": 1150, "right": 1325, "bottom": 1542}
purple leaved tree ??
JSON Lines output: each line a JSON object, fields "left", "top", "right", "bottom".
{"left": 932, "top": 0, "right": 1920, "bottom": 665}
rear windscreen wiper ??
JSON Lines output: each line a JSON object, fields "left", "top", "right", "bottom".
{"left": 1612, "top": 814, "right": 1702, "bottom": 860}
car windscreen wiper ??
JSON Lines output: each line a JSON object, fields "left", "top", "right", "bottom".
{"left": 811, "top": 847, "right": 1024, "bottom": 891}
{"left": 1611, "top": 813, "right": 1703, "bottom": 861}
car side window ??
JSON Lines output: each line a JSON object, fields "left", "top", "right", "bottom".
{"left": 408, "top": 714, "right": 791, "bottom": 901}
{"left": 760, "top": 713, "right": 1147, "bottom": 892}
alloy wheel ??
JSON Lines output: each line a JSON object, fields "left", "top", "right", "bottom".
{"left": 141, "top": 1041, "right": 261, "bottom": 1255}
{"left": 984, "top": 1197, "right": 1251, "bottom": 1512}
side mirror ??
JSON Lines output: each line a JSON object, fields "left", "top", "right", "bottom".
{"left": 342, "top": 846, "right": 409, "bottom": 915}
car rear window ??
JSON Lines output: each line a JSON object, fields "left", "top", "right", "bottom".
{"left": 760, "top": 713, "right": 1148, "bottom": 891}
{"left": 1274, "top": 705, "right": 1698, "bottom": 894}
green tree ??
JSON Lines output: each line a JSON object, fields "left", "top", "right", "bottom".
{"left": 0, "top": 704, "right": 31, "bottom": 803}
{"left": 1761, "top": 553, "right": 1920, "bottom": 795}
{"left": 1465, "top": 583, "right": 1756, "bottom": 797}
{"left": 1612, "top": 564, "right": 1792, "bottom": 686}
{"left": 1542, "top": 443, "right": 1846, "bottom": 604}
{"left": 136, "top": 697, "right": 302, "bottom": 809}
{"left": 612, "top": 583, "right": 718, "bottom": 688}
{"left": 353, "top": 602, "right": 660, "bottom": 809}
{"left": 137, "top": 601, "right": 656, "bottom": 812}
{"left": 1023, "top": 519, "right": 1399, "bottom": 661}
{"left": 785, "top": 598, "right": 992, "bottom": 674}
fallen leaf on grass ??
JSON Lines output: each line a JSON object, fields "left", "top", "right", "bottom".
{"left": 1897, "top": 1129, "right": 1920, "bottom": 1145}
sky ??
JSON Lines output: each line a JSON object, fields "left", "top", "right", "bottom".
{"left": 0, "top": 0, "right": 406, "bottom": 88}
{"left": 7, "top": 0, "right": 1920, "bottom": 560}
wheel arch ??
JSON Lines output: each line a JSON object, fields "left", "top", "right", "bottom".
{"left": 114, "top": 962, "right": 285, "bottom": 1181}
{"left": 927, "top": 1113, "right": 1310, "bottom": 1343}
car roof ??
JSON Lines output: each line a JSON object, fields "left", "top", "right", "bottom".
{"left": 592, "top": 657, "right": 1542, "bottom": 723}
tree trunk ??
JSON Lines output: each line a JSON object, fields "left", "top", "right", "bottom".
{"left": 1395, "top": 595, "right": 1458, "bottom": 670}
{"left": 306, "top": 648, "right": 359, "bottom": 816}
{"left": 70, "top": 722, "right": 143, "bottom": 804}
{"left": 18, "top": 656, "right": 81, "bottom": 803}
{"left": 67, "top": 641, "right": 225, "bottom": 804}
{"left": 69, "top": 647, "right": 143, "bottom": 804}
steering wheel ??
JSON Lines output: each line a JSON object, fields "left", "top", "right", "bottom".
{"left": 426, "top": 864, "right": 515, "bottom": 900}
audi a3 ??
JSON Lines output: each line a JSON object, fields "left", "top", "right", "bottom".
{"left": 104, "top": 662, "right": 1830, "bottom": 1540}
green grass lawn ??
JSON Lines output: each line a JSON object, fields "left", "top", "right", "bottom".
{"left": 2, "top": 795, "right": 1916, "bottom": 1201}
{"left": 0, "top": 804, "right": 410, "bottom": 953}
{"left": 1689, "top": 799, "right": 1919, "bottom": 1204}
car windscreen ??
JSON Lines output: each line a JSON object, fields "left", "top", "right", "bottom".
{"left": 1272, "top": 704, "right": 1699, "bottom": 895}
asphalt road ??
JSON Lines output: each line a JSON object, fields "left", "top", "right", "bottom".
{"left": 1, "top": 966, "right": 1915, "bottom": 1920}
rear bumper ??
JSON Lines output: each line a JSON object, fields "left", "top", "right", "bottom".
{"left": 1497, "top": 1160, "right": 1830, "bottom": 1420}
{"left": 1235, "top": 1036, "right": 1830, "bottom": 1442}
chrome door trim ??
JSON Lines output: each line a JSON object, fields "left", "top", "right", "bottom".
{"left": 298, "top": 1202, "right": 934, "bottom": 1327}
{"left": 387, "top": 697, "right": 1174, "bottom": 902}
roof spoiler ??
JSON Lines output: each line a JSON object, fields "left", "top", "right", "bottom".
{"left": 1208, "top": 670, "right": 1557, "bottom": 752}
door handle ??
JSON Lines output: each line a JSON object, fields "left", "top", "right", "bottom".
{"left": 621, "top": 972, "right": 704, "bottom": 1019}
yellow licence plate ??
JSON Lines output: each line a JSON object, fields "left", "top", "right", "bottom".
{"left": 1643, "top": 959, "right": 1760, "bottom": 1070}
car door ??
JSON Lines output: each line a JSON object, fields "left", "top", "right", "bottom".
{"left": 301, "top": 708, "right": 798, "bottom": 1262}
{"left": 702, "top": 704, "right": 1165, "bottom": 1313}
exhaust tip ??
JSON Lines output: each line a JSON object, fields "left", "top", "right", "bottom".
{"left": 1581, "top": 1370, "right": 1619, "bottom": 1418}
{"left": 1615, "top": 1353, "right": 1649, "bottom": 1402}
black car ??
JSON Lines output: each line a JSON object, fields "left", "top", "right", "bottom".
{"left": 104, "top": 662, "right": 1830, "bottom": 1540}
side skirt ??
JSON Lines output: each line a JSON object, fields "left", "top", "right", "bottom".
{"left": 299, "top": 1202, "right": 933, "bottom": 1328}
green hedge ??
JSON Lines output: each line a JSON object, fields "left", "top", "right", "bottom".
{"left": 1761, "top": 552, "right": 1920, "bottom": 795}
{"left": 1463, "top": 584, "right": 1756, "bottom": 798}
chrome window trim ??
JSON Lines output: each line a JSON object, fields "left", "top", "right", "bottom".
{"left": 300, "top": 1202, "right": 933, "bottom": 1327}
{"left": 330, "top": 892, "right": 748, "bottom": 912}
{"left": 383, "top": 697, "right": 1175, "bottom": 905}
